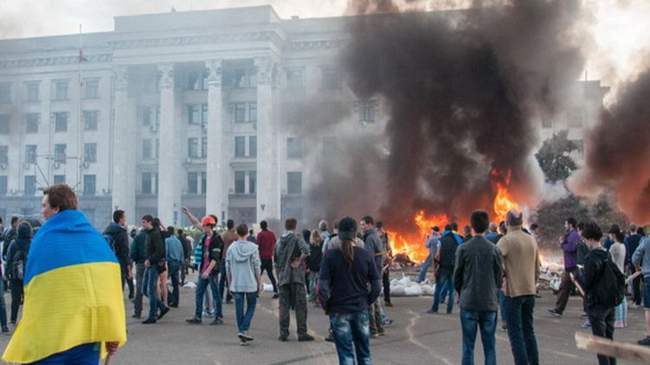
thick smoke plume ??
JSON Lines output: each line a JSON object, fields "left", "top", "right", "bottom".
{"left": 300, "top": 0, "right": 588, "bottom": 227}
{"left": 573, "top": 68, "right": 650, "bottom": 223}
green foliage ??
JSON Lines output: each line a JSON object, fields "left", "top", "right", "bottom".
{"left": 535, "top": 130, "right": 578, "bottom": 183}
{"left": 535, "top": 194, "right": 590, "bottom": 245}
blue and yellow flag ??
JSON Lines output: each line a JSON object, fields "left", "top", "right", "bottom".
{"left": 2, "top": 209, "right": 127, "bottom": 363}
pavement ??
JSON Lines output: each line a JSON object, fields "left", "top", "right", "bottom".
{"left": 0, "top": 275, "right": 647, "bottom": 365}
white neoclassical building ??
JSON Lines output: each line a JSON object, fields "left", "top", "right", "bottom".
{"left": 0, "top": 5, "right": 607, "bottom": 228}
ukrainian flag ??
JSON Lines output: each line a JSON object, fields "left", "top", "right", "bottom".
{"left": 2, "top": 209, "right": 127, "bottom": 363}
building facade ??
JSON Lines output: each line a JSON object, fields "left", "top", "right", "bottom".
{"left": 0, "top": 6, "right": 607, "bottom": 228}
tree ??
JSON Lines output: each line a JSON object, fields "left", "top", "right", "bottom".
{"left": 534, "top": 194, "right": 590, "bottom": 245}
{"left": 535, "top": 130, "right": 578, "bottom": 183}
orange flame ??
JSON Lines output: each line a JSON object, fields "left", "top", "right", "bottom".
{"left": 491, "top": 169, "right": 520, "bottom": 222}
{"left": 386, "top": 211, "right": 448, "bottom": 263}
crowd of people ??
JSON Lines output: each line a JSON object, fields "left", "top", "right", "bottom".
{"left": 0, "top": 183, "right": 649, "bottom": 364}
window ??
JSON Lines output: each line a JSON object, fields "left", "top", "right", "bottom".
{"left": 142, "top": 106, "right": 160, "bottom": 127}
{"left": 25, "top": 113, "right": 39, "bottom": 133}
{"left": 142, "top": 172, "right": 154, "bottom": 194}
{"left": 83, "top": 175, "right": 96, "bottom": 195}
{"left": 24, "top": 175, "right": 36, "bottom": 196}
{"left": 287, "top": 137, "right": 303, "bottom": 159}
{"left": 0, "top": 176, "right": 7, "bottom": 195}
{"left": 188, "top": 105, "right": 200, "bottom": 125}
{"left": 25, "top": 145, "right": 37, "bottom": 164}
{"left": 201, "top": 136, "right": 207, "bottom": 159}
{"left": 83, "top": 111, "right": 98, "bottom": 131}
{"left": 359, "top": 100, "right": 377, "bottom": 123}
{"left": 201, "top": 104, "right": 208, "bottom": 126}
{"left": 287, "top": 172, "right": 302, "bottom": 194}
{"left": 187, "top": 172, "right": 199, "bottom": 194}
{"left": 234, "top": 171, "right": 246, "bottom": 194}
{"left": 321, "top": 67, "right": 340, "bottom": 90}
{"left": 249, "top": 136, "right": 257, "bottom": 157}
{"left": 187, "top": 71, "right": 208, "bottom": 90}
{"left": 53, "top": 80, "right": 69, "bottom": 100}
{"left": 234, "top": 103, "right": 246, "bottom": 123}
{"left": 201, "top": 172, "right": 207, "bottom": 195}
{"left": 84, "top": 143, "right": 97, "bottom": 163}
{"left": 53, "top": 175, "right": 65, "bottom": 184}
{"left": 53, "top": 112, "right": 68, "bottom": 132}
{"left": 0, "top": 114, "right": 9, "bottom": 134}
{"left": 229, "top": 69, "right": 256, "bottom": 89}
{"left": 234, "top": 136, "right": 246, "bottom": 158}
{"left": 188, "top": 138, "right": 199, "bottom": 159}
{"left": 54, "top": 144, "right": 66, "bottom": 163}
{"left": 286, "top": 68, "right": 305, "bottom": 89}
{"left": 155, "top": 139, "right": 159, "bottom": 159}
{"left": 0, "top": 145, "right": 8, "bottom": 164}
{"left": 542, "top": 118, "right": 553, "bottom": 129}
{"left": 84, "top": 79, "right": 99, "bottom": 99}
{"left": 142, "top": 139, "right": 153, "bottom": 160}
{"left": 249, "top": 171, "right": 256, "bottom": 194}
{"left": 568, "top": 108, "right": 585, "bottom": 128}
{"left": 248, "top": 103, "right": 257, "bottom": 122}
{"left": 25, "top": 82, "right": 39, "bottom": 102}
{"left": 0, "top": 83, "right": 11, "bottom": 104}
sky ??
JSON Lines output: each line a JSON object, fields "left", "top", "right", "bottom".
{"left": 0, "top": 0, "right": 649, "bottom": 86}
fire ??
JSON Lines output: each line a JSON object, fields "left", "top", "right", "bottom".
{"left": 491, "top": 168, "right": 520, "bottom": 222}
{"left": 387, "top": 211, "right": 448, "bottom": 263}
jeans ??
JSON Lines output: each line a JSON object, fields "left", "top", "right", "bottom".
{"left": 498, "top": 290, "right": 506, "bottom": 324}
{"left": 195, "top": 274, "right": 222, "bottom": 319}
{"left": 28, "top": 343, "right": 99, "bottom": 364}
{"left": 144, "top": 267, "right": 165, "bottom": 321}
{"left": 234, "top": 292, "right": 257, "bottom": 333}
{"left": 307, "top": 272, "right": 318, "bottom": 302}
{"left": 416, "top": 254, "right": 433, "bottom": 283}
{"left": 432, "top": 270, "right": 454, "bottom": 313}
{"left": 589, "top": 306, "right": 616, "bottom": 365}
{"left": 260, "top": 258, "right": 278, "bottom": 293}
{"left": 503, "top": 295, "right": 539, "bottom": 365}
{"left": 133, "top": 263, "right": 145, "bottom": 317}
{"left": 0, "top": 279, "right": 8, "bottom": 328}
{"left": 383, "top": 269, "right": 391, "bottom": 304}
{"left": 330, "top": 311, "right": 372, "bottom": 365}
{"left": 10, "top": 278, "right": 23, "bottom": 323}
{"left": 460, "top": 309, "right": 497, "bottom": 365}
{"left": 219, "top": 261, "right": 233, "bottom": 302}
{"left": 368, "top": 300, "right": 384, "bottom": 334}
{"left": 279, "top": 283, "right": 308, "bottom": 337}
{"left": 168, "top": 261, "right": 181, "bottom": 307}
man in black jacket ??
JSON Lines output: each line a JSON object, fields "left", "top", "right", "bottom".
{"left": 103, "top": 210, "right": 130, "bottom": 292}
{"left": 454, "top": 210, "right": 503, "bottom": 365}
{"left": 429, "top": 225, "right": 459, "bottom": 314}
{"left": 142, "top": 215, "right": 168, "bottom": 324}
{"left": 130, "top": 227, "right": 148, "bottom": 319}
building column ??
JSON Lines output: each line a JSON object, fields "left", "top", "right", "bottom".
{"left": 205, "top": 59, "right": 225, "bottom": 221}
{"left": 111, "top": 66, "right": 136, "bottom": 222}
{"left": 255, "top": 57, "right": 280, "bottom": 223}
{"left": 157, "top": 63, "right": 181, "bottom": 226}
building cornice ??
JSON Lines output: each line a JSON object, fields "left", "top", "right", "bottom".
{"left": 109, "top": 30, "right": 285, "bottom": 50}
{"left": 0, "top": 53, "right": 112, "bottom": 70}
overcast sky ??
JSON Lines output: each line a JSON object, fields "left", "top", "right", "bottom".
{"left": 1, "top": 0, "right": 649, "bottom": 86}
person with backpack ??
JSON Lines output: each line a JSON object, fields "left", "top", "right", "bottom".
{"left": 5, "top": 221, "right": 33, "bottom": 327}
{"left": 632, "top": 232, "right": 650, "bottom": 346}
{"left": 579, "top": 221, "right": 623, "bottom": 365}
{"left": 103, "top": 210, "right": 130, "bottom": 294}
{"left": 226, "top": 223, "right": 262, "bottom": 345}
{"left": 428, "top": 224, "right": 460, "bottom": 314}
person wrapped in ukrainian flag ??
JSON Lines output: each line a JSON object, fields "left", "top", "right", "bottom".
{"left": 3, "top": 184, "right": 127, "bottom": 364}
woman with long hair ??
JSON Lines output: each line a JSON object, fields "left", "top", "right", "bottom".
{"left": 318, "top": 217, "right": 382, "bottom": 365}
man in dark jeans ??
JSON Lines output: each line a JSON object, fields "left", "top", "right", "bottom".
{"left": 428, "top": 225, "right": 459, "bottom": 314}
{"left": 625, "top": 225, "right": 644, "bottom": 306}
{"left": 498, "top": 210, "right": 540, "bottom": 365}
{"left": 130, "top": 227, "right": 148, "bottom": 319}
{"left": 220, "top": 219, "right": 237, "bottom": 304}
{"left": 164, "top": 226, "right": 184, "bottom": 308}
{"left": 548, "top": 217, "right": 580, "bottom": 317}
{"left": 454, "top": 210, "right": 503, "bottom": 365}
{"left": 142, "top": 215, "right": 168, "bottom": 324}
{"left": 580, "top": 221, "right": 617, "bottom": 365}
{"left": 257, "top": 220, "right": 279, "bottom": 298}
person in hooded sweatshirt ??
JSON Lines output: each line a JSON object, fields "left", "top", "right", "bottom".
{"left": 103, "top": 210, "right": 130, "bottom": 293}
{"left": 226, "top": 223, "right": 262, "bottom": 345}
{"left": 5, "top": 221, "right": 33, "bottom": 327}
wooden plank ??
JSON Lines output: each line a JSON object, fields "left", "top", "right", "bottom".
{"left": 575, "top": 332, "right": 650, "bottom": 363}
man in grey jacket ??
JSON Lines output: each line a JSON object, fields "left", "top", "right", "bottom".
{"left": 633, "top": 235, "right": 650, "bottom": 346}
{"left": 274, "top": 218, "right": 314, "bottom": 342}
{"left": 454, "top": 210, "right": 503, "bottom": 365}
{"left": 361, "top": 215, "right": 386, "bottom": 337}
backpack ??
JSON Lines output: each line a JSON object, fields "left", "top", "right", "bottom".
{"left": 12, "top": 245, "right": 26, "bottom": 281}
{"left": 593, "top": 255, "right": 626, "bottom": 308}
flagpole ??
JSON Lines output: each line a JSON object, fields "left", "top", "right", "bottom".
{"left": 77, "top": 24, "right": 82, "bottom": 193}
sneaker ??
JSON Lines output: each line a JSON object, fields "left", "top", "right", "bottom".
{"left": 142, "top": 319, "right": 157, "bottom": 324}
{"left": 638, "top": 337, "right": 650, "bottom": 346}
{"left": 132, "top": 314, "right": 141, "bottom": 319}
{"left": 547, "top": 309, "right": 562, "bottom": 317}
{"left": 426, "top": 309, "right": 438, "bottom": 314}
{"left": 325, "top": 334, "right": 335, "bottom": 342}
{"left": 581, "top": 320, "right": 591, "bottom": 328}
{"left": 1, "top": 327, "right": 9, "bottom": 333}
{"left": 278, "top": 334, "right": 289, "bottom": 342}
{"left": 385, "top": 302, "right": 393, "bottom": 307}
{"left": 210, "top": 318, "right": 224, "bottom": 326}
{"left": 158, "top": 306, "right": 170, "bottom": 320}
{"left": 239, "top": 339, "right": 249, "bottom": 346}
{"left": 298, "top": 334, "right": 315, "bottom": 342}
{"left": 239, "top": 332, "right": 254, "bottom": 342}
{"left": 186, "top": 317, "right": 202, "bottom": 324}
{"left": 377, "top": 331, "right": 385, "bottom": 337}
{"left": 272, "top": 293, "right": 279, "bottom": 299}
{"left": 383, "top": 318, "right": 394, "bottom": 326}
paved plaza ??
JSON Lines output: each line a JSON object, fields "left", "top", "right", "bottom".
{"left": 0, "top": 273, "right": 645, "bottom": 365}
